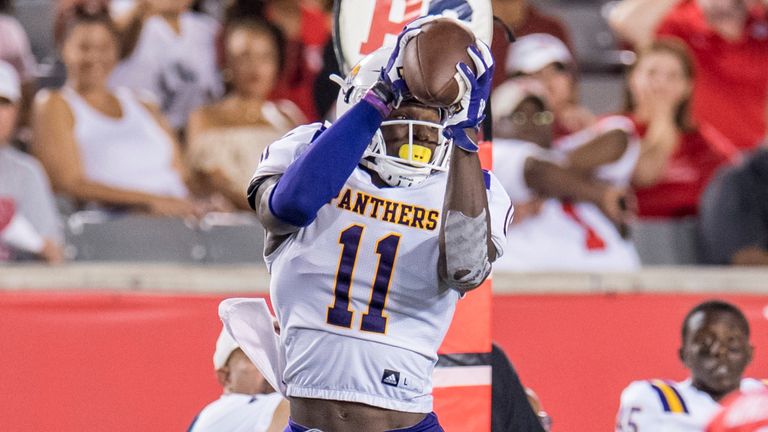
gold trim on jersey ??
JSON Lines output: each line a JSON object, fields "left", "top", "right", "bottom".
{"left": 335, "top": 188, "right": 440, "bottom": 231}
{"left": 650, "top": 380, "right": 689, "bottom": 414}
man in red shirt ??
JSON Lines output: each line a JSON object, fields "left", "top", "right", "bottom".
{"left": 609, "top": 0, "right": 768, "bottom": 151}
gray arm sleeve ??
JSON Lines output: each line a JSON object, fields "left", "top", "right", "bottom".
{"left": 247, "top": 175, "right": 300, "bottom": 256}
{"left": 442, "top": 209, "right": 492, "bottom": 293}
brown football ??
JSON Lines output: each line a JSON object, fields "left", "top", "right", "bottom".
{"left": 402, "top": 18, "right": 477, "bottom": 107}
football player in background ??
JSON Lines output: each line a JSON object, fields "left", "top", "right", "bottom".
{"left": 230, "top": 17, "right": 511, "bottom": 432}
{"left": 616, "top": 300, "right": 766, "bottom": 431}
{"left": 188, "top": 328, "right": 289, "bottom": 432}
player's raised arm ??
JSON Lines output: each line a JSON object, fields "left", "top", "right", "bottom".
{"left": 246, "top": 40, "right": 415, "bottom": 235}
{"left": 438, "top": 42, "right": 497, "bottom": 293}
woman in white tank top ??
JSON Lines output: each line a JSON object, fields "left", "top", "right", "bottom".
{"left": 33, "top": 4, "right": 211, "bottom": 217}
{"left": 186, "top": 18, "right": 303, "bottom": 210}
{"left": 109, "top": 0, "right": 223, "bottom": 131}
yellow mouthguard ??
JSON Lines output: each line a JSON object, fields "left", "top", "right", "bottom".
{"left": 398, "top": 145, "right": 433, "bottom": 164}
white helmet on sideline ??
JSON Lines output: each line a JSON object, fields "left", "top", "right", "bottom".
{"left": 333, "top": 47, "right": 452, "bottom": 188}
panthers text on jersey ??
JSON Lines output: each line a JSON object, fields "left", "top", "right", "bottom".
{"left": 251, "top": 124, "right": 513, "bottom": 413}
{"left": 616, "top": 378, "right": 768, "bottom": 432}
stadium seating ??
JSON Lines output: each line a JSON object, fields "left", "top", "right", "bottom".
{"left": 631, "top": 217, "right": 701, "bottom": 265}
{"left": 65, "top": 211, "right": 265, "bottom": 263}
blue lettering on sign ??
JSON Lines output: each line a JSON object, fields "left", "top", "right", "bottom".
{"left": 427, "top": 0, "right": 473, "bottom": 21}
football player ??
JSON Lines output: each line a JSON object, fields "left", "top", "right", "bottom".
{"left": 228, "top": 17, "right": 512, "bottom": 432}
{"left": 616, "top": 300, "right": 766, "bottom": 432}
{"left": 188, "top": 328, "right": 289, "bottom": 432}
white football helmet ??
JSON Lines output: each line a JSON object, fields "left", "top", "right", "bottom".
{"left": 333, "top": 47, "right": 452, "bottom": 188}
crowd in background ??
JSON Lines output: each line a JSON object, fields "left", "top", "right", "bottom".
{"left": 1, "top": 0, "right": 768, "bottom": 268}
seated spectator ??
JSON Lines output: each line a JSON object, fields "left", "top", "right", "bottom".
{"left": 188, "top": 327, "right": 289, "bottom": 432}
{"left": 506, "top": 33, "right": 595, "bottom": 138}
{"left": 187, "top": 18, "right": 302, "bottom": 210}
{"left": 0, "top": 62, "right": 63, "bottom": 262}
{"left": 33, "top": 5, "right": 212, "bottom": 218}
{"left": 0, "top": 0, "right": 37, "bottom": 132}
{"left": 707, "top": 390, "right": 768, "bottom": 432}
{"left": 222, "top": 0, "right": 330, "bottom": 121}
{"left": 492, "top": 78, "right": 640, "bottom": 272}
{"left": 616, "top": 300, "right": 765, "bottom": 431}
{"left": 609, "top": 0, "right": 768, "bottom": 151}
{"left": 490, "top": 0, "right": 574, "bottom": 89}
{"left": 110, "top": 0, "right": 223, "bottom": 131}
{"left": 625, "top": 38, "right": 738, "bottom": 219}
{"left": 699, "top": 147, "right": 768, "bottom": 265}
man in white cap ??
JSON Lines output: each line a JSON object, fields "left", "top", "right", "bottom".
{"left": 0, "top": 59, "right": 63, "bottom": 262}
{"left": 491, "top": 77, "right": 640, "bottom": 272}
{"left": 505, "top": 33, "right": 595, "bottom": 137}
{"left": 188, "top": 327, "right": 289, "bottom": 432}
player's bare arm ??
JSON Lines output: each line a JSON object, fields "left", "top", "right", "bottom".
{"left": 438, "top": 42, "right": 497, "bottom": 293}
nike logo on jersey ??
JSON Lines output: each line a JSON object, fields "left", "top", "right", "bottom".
{"left": 382, "top": 369, "right": 401, "bottom": 387}
{"left": 335, "top": 188, "right": 440, "bottom": 231}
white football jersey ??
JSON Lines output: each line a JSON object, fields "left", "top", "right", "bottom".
{"left": 616, "top": 378, "right": 768, "bottom": 432}
{"left": 189, "top": 392, "right": 284, "bottom": 432}
{"left": 492, "top": 115, "right": 641, "bottom": 272}
{"left": 252, "top": 124, "right": 512, "bottom": 413}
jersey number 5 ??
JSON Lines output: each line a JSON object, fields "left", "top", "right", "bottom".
{"left": 326, "top": 224, "right": 401, "bottom": 334}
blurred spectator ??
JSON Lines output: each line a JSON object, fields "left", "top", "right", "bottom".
{"left": 699, "top": 147, "right": 768, "bottom": 265}
{"left": 490, "top": 0, "right": 574, "bottom": 89}
{"left": 188, "top": 328, "right": 289, "bottom": 432}
{"left": 187, "top": 18, "right": 302, "bottom": 210}
{"left": 222, "top": 0, "right": 330, "bottom": 121}
{"left": 625, "top": 38, "right": 738, "bottom": 219}
{"left": 707, "top": 390, "right": 768, "bottom": 432}
{"left": 616, "top": 300, "right": 764, "bottom": 431}
{"left": 310, "top": 0, "right": 338, "bottom": 120}
{"left": 33, "top": 5, "right": 213, "bottom": 218}
{"left": 491, "top": 78, "right": 640, "bottom": 271}
{"left": 109, "top": 0, "right": 223, "bottom": 131}
{"left": 609, "top": 0, "right": 768, "bottom": 151}
{"left": 0, "top": 0, "right": 37, "bottom": 131}
{"left": 506, "top": 33, "right": 595, "bottom": 138}
{"left": 0, "top": 61, "right": 63, "bottom": 263}
{"left": 491, "top": 343, "right": 546, "bottom": 432}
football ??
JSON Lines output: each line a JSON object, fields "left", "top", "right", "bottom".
{"left": 402, "top": 18, "right": 477, "bottom": 107}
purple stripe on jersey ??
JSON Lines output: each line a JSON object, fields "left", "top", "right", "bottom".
{"left": 665, "top": 380, "right": 690, "bottom": 414}
{"left": 649, "top": 383, "right": 672, "bottom": 412}
{"left": 503, "top": 204, "right": 514, "bottom": 237}
{"left": 285, "top": 413, "right": 444, "bottom": 432}
{"left": 482, "top": 169, "right": 491, "bottom": 190}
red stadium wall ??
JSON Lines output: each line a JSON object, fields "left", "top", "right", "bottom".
{"left": 1, "top": 291, "right": 767, "bottom": 432}
{"left": 493, "top": 294, "right": 768, "bottom": 432}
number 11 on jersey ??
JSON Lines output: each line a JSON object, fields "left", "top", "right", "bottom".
{"left": 326, "top": 224, "right": 401, "bottom": 334}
